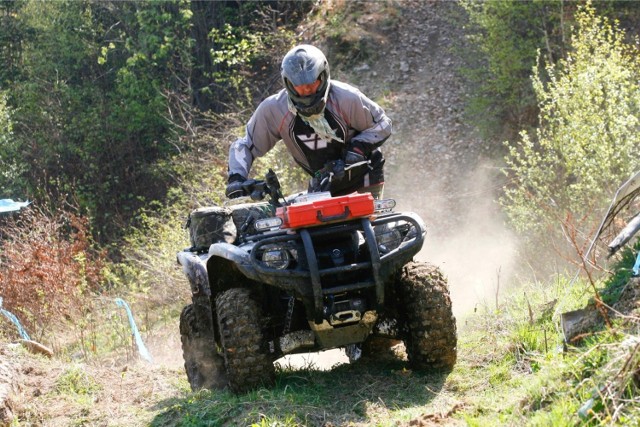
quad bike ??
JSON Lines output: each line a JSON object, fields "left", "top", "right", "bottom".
{"left": 177, "top": 163, "right": 457, "bottom": 393}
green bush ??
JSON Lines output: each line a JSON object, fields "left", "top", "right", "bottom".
{"left": 460, "top": 0, "right": 567, "bottom": 136}
{"left": 501, "top": 4, "right": 640, "bottom": 254}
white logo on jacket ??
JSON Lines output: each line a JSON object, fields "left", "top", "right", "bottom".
{"left": 296, "top": 133, "right": 332, "bottom": 150}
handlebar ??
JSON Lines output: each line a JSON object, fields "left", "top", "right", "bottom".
{"left": 238, "top": 169, "right": 286, "bottom": 206}
{"left": 309, "top": 159, "right": 371, "bottom": 193}
{"left": 234, "top": 160, "right": 371, "bottom": 205}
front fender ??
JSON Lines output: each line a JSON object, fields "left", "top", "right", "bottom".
{"left": 176, "top": 251, "right": 216, "bottom": 339}
{"left": 176, "top": 251, "right": 210, "bottom": 296}
{"left": 206, "top": 243, "right": 262, "bottom": 292}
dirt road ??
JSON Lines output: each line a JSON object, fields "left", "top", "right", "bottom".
{"left": 344, "top": 0, "right": 517, "bottom": 317}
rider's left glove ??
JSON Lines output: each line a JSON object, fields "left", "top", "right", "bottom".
{"left": 344, "top": 141, "right": 367, "bottom": 165}
{"left": 225, "top": 174, "right": 247, "bottom": 199}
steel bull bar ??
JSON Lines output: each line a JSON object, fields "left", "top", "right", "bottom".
{"left": 248, "top": 212, "right": 425, "bottom": 324}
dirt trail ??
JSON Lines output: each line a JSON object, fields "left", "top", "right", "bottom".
{"left": 346, "top": 0, "right": 517, "bottom": 317}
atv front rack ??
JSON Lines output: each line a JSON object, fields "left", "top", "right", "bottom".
{"left": 247, "top": 212, "right": 425, "bottom": 324}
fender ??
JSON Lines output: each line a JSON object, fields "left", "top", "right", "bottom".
{"left": 206, "top": 243, "right": 263, "bottom": 292}
{"left": 176, "top": 251, "right": 216, "bottom": 339}
{"left": 176, "top": 251, "right": 210, "bottom": 297}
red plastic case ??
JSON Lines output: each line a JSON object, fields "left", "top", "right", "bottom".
{"left": 277, "top": 193, "right": 374, "bottom": 229}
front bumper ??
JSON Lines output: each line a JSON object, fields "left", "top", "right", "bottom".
{"left": 215, "top": 212, "right": 425, "bottom": 324}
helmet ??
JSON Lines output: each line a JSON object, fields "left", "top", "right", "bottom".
{"left": 281, "top": 45, "right": 330, "bottom": 117}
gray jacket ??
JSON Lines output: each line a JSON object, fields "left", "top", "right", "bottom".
{"left": 228, "top": 80, "right": 392, "bottom": 179}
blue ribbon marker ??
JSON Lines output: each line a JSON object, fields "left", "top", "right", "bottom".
{"left": 0, "top": 297, "right": 31, "bottom": 340}
{"left": 114, "top": 298, "right": 153, "bottom": 363}
{"left": 633, "top": 252, "right": 640, "bottom": 276}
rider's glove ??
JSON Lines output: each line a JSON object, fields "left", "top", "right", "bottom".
{"left": 225, "top": 173, "right": 247, "bottom": 199}
{"left": 330, "top": 159, "right": 346, "bottom": 180}
{"left": 344, "top": 140, "right": 367, "bottom": 165}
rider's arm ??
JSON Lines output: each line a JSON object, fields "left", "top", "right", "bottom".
{"left": 332, "top": 83, "right": 392, "bottom": 155}
{"left": 228, "top": 94, "right": 287, "bottom": 179}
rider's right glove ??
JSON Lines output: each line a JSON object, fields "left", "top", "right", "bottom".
{"left": 225, "top": 174, "right": 247, "bottom": 199}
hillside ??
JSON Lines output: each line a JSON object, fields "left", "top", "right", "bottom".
{"left": 2, "top": 1, "right": 638, "bottom": 426}
{"left": 335, "top": 0, "right": 515, "bottom": 317}
{"left": 0, "top": 2, "right": 487, "bottom": 424}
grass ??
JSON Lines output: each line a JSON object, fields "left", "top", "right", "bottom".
{"left": 142, "top": 267, "right": 639, "bottom": 427}
{"left": 8, "top": 269, "right": 638, "bottom": 426}
{"left": 152, "top": 359, "right": 453, "bottom": 426}
{"left": 8, "top": 212, "right": 639, "bottom": 427}
{"left": 54, "top": 365, "right": 102, "bottom": 396}
{"left": 448, "top": 273, "right": 640, "bottom": 427}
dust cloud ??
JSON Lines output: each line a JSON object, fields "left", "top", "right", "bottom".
{"left": 144, "top": 319, "right": 188, "bottom": 370}
{"left": 389, "top": 160, "right": 520, "bottom": 319}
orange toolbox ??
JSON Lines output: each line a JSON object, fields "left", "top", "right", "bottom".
{"left": 277, "top": 193, "right": 374, "bottom": 229}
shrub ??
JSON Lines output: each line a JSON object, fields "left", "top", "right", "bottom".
{"left": 460, "top": 0, "right": 568, "bottom": 137}
{"left": 0, "top": 206, "right": 104, "bottom": 339}
{"left": 501, "top": 4, "right": 640, "bottom": 260}
{"left": 0, "top": 92, "right": 22, "bottom": 194}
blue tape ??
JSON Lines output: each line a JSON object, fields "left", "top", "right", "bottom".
{"left": 0, "top": 297, "right": 31, "bottom": 340}
{"left": 114, "top": 298, "right": 153, "bottom": 363}
{"left": 633, "top": 252, "right": 640, "bottom": 276}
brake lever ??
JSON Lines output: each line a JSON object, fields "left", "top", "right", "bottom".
{"left": 320, "top": 173, "right": 333, "bottom": 192}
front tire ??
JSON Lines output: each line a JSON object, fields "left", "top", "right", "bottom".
{"left": 179, "top": 304, "right": 227, "bottom": 391}
{"left": 397, "top": 261, "right": 457, "bottom": 370}
{"left": 216, "top": 288, "right": 275, "bottom": 393}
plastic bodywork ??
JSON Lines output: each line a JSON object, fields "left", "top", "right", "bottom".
{"left": 177, "top": 210, "right": 426, "bottom": 356}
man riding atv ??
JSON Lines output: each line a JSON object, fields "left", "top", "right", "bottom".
{"left": 176, "top": 44, "right": 456, "bottom": 394}
{"left": 226, "top": 44, "right": 392, "bottom": 200}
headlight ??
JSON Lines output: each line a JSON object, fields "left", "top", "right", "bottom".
{"left": 261, "top": 245, "right": 291, "bottom": 270}
{"left": 255, "top": 217, "right": 283, "bottom": 231}
{"left": 375, "top": 223, "right": 403, "bottom": 253}
{"left": 374, "top": 198, "right": 396, "bottom": 213}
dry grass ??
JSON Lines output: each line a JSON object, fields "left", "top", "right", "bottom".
{"left": 0, "top": 207, "right": 105, "bottom": 340}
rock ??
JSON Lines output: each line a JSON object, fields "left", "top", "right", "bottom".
{"left": 613, "top": 277, "right": 640, "bottom": 316}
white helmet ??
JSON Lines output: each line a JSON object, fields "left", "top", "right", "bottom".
{"left": 281, "top": 44, "right": 330, "bottom": 116}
